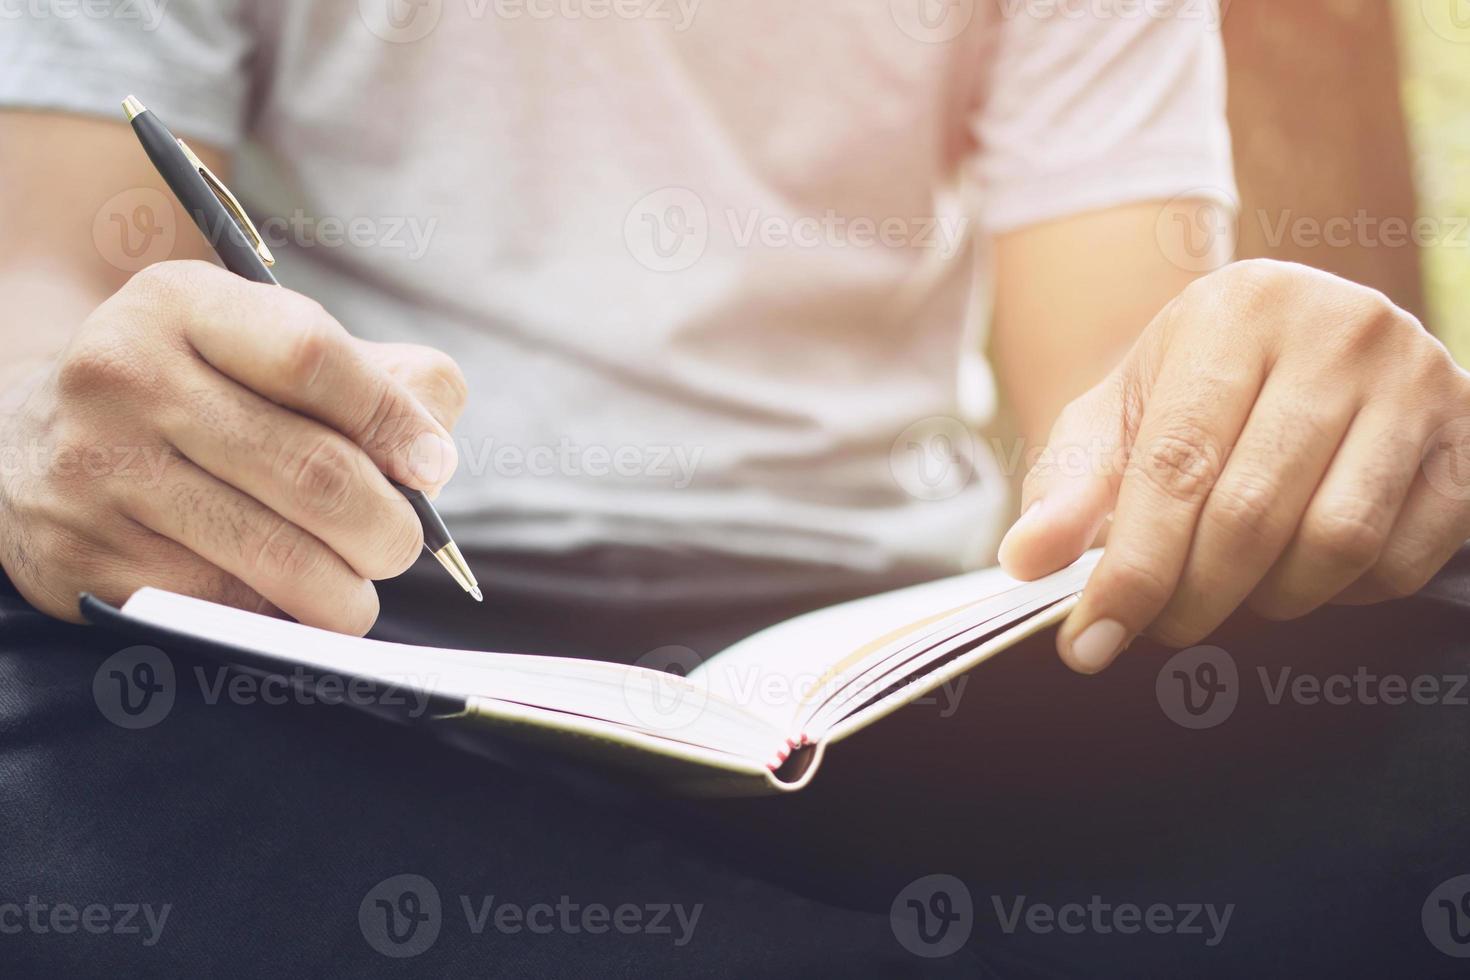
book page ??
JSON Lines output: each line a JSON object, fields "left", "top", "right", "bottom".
{"left": 692, "top": 552, "right": 1101, "bottom": 731}
{"left": 115, "top": 589, "right": 784, "bottom": 762}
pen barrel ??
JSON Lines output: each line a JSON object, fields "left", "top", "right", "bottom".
{"left": 128, "top": 110, "right": 277, "bottom": 286}
{"left": 393, "top": 483, "right": 453, "bottom": 554}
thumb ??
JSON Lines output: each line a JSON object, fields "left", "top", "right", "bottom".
{"left": 997, "top": 372, "right": 1131, "bottom": 580}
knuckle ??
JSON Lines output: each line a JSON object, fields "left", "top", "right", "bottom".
{"left": 248, "top": 518, "right": 327, "bottom": 585}
{"left": 1135, "top": 424, "right": 1223, "bottom": 506}
{"left": 126, "top": 259, "right": 208, "bottom": 300}
{"left": 1229, "top": 257, "right": 1292, "bottom": 284}
{"left": 56, "top": 342, "right": 142, "bottom": 397}
{"left": 355, "top": 379, "right": 409, "bottom": 455}
{"left": 427, "top": 352, "right": 469, "bottom": 416}
{"left": 1407, "top": 337, "right": 1460, "bottom": 390}
{"left": 1097, "top": 552, "right": 1175, "bottom": 614}
{"left": 281, "top": 305, "right": 340, "bottom": 389}
{"left": 1333, "top": 286, "right": 1409, "bottom": 353}
{"left": 277, "top": 435, "right": 356, "bottom": 518}
{"left": 1217, "top": 258, "right": 1295, "bottom": 305}
{"left": 1301, "top": 506, "right": 1387, "bottom": 570}
{"left": 1204, "top": 476, "right": 1279, "bottom": 543}
{"left": 1363, "top": 288, "right": 1409, "bottom": 333}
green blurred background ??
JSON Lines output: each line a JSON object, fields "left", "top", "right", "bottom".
{"left": 1397, "top": 0, "right": 1470, "bottom": 365}
{"left": 1220, "top": 2, "right": 1467, "bottom": 367}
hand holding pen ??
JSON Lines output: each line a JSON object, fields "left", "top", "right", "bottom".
{"left": 0, "top": 97, "right": 477, "bottom": 635}
{"left": 122, "top": 95, "right": 481, "bottom": 605}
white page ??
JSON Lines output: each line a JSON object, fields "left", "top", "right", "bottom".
{"left": 117, "top": 589, "right": 783, "bottom": 760}
{"left": 693, "top": 552, "right": 1101, "bottom": 730}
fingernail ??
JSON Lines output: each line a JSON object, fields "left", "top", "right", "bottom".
{"left": 1068, "top": 618, "right": 1128, "bottom": 674}
{"left": 408, "top": 432, "right": 457, "bottom": 487}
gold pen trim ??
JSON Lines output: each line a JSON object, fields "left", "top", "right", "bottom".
{"left": 121, "top": 94, "right": 275, "bottom": 268}
{"left": 175, "top": 139, "right": 277, "bottom": 268}
{"left": 431, "top": 542, "right": 482, "bottom": 602}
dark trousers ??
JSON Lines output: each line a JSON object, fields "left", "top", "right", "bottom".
{"left": 3, "top": 547, "right": 1469, "bottom": 977}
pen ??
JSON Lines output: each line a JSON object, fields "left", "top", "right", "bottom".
{"left": 121, "top": 95, "right": 482, "bottom": 603}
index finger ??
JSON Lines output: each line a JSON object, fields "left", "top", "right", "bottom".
{"left": 163, "top": 263, "right": 459, "bottom": 492}
{"left": 1058, "top": 330, "right": 1266, "bottom": 672}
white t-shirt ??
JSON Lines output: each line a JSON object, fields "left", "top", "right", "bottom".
{"left": 1, "top": 0, "right": 1236, "bottom": 579}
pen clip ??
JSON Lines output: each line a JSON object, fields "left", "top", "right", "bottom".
{"left": 176, "top": 138, "right": 276, "bottom": 267}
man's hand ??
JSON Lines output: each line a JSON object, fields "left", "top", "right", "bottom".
{"left": 999, "top": 259, "right": 1470, "bottom": 673}
{"left": 0, "top": 260, "right": 468, "bottom": 635}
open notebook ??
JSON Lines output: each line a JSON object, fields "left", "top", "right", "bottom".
{"left": 83, "top": 551, "right": 1101, "bottom": 797}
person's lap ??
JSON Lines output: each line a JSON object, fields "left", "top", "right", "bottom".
{"left": 2, "top": 547, "right": 1468, "bottom": 977}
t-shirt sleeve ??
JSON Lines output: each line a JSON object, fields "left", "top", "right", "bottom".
{"left": 0, "top": 0, "right": 254, "bottom": 149}
{"left": 970, "top": 4, "right": 1238, "bottom": 234}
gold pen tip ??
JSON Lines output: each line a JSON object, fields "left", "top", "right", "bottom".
{"left": 470, "top": 586, "right": 483, "bottom": 603}
{"left": 122, "top": 95, "right": 146, "bottom": 121}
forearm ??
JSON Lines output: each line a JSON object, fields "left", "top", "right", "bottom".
{"left": 990, "top": 200, "right": 1234, "bottom": 454}
{"left": 0, "top": 111, "right": 228, "bottom": 393}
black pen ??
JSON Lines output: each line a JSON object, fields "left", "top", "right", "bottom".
{"left": 121, "top": 95, "right": 482, "bottom": 603}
